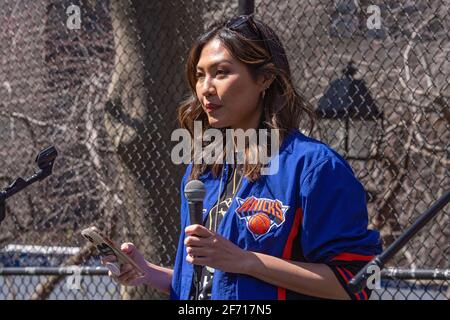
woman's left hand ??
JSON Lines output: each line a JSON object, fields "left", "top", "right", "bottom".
{"left": 184, "top": 224, "right": 250, "bottom": 274}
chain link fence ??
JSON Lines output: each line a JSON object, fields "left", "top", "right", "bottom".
{"left": 0, "top": 0, "right": 448, "bottom": 300}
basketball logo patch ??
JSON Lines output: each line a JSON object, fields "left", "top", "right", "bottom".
{"left": 235, "top": 196, "right": 289, "bottom": 240}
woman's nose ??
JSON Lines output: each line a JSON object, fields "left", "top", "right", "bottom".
{"left": 202, "top": 77, "right": 216, "bottom": 96}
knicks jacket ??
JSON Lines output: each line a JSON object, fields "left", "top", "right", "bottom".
{"left": 171, "top": 129, "right": 382, "bottom": 300}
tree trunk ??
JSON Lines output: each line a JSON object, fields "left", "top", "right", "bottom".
{"left": 105, "top": 0, "right": 202, "bottom": 299}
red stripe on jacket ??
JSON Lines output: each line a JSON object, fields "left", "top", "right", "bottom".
{"left": 336, "top": 266, "right": 369, "bottom": 300}
{"left": 341, "top": 267, "right": 368, "bottom": 300}
{"left": 335, "top": 267, "right": 360, "bottom": 300}
{"left": 331, "top": 252, "right": 374, "bottom": 262}
{"left": 277, "top": 207, "right": 303, "bottom": 300}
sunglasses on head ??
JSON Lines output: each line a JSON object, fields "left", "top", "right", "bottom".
{"left": 225, "top": 15, "right": 289, "bottom": 70}
{"left": 225, "top": 15, "right": 263, "bottom": 41}
{"left": 225, "top": 15, "right": 278, "bottom": 61}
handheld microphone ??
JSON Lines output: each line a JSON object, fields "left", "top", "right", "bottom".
{"left": 184, "top": 179, "right": 206, "bottom": 299}
{"left": 184, "top": 179, "right": 206, "bottom": 227}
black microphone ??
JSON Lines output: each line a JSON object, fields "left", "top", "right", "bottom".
{"left": 184, "top": 179, "right": 206, "bottom": 299}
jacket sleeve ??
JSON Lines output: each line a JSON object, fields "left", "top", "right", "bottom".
{"left": 170, "top": 164, "right": 192, "bottom": 300}
{"left": 299, "top": 156, "right": 382, "bottom": 300}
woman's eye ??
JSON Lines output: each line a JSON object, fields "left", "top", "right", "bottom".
{"left": 195, "top": 70, "right": 227, "bottom": 79}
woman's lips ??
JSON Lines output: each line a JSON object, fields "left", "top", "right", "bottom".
{"left": 205, "top": 103, "right": 222, "bottom": 112}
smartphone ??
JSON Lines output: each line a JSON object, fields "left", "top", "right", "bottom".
{"left": 81, "top": 226, "right": 145, "bottom": 277}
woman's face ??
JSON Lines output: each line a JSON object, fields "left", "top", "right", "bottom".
{"left": 195, "top": 38, "right": 267, "bottom": 130}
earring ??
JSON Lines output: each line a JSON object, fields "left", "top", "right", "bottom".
{"left": 262, "top": 90, "right": 266, "bottom": 99}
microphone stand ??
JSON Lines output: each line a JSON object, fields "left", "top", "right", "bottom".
{"left": 349, "top": 188, "right": 450, "bottom": 293}
{"left": 0, "top": 146, "right": 58, "bottom": 225}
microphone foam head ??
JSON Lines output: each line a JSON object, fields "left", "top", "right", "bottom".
{"left": 184, "top": 180, "right": 206, "bottom": 202}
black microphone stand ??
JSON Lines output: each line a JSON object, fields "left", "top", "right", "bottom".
{"left": 349, "top": 188, "right": 450, "bottom": 293}
{"left": 0, "top": 146, "right": 58, "bottom": 225}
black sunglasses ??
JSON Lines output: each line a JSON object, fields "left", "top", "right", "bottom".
{"left": 225, "top": 15, "right": 289, "bottom": 74}
{"left": 225, "top": 15, "right": 277, "bottom": 60}
{"left": 225, "top": 15, "right": 264, "bottom": 42}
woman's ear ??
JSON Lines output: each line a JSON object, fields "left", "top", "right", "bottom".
{"left": 258, "top": 73, "right": 275, "bottom": 92}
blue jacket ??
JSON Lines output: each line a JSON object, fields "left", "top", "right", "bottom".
{"left": 171, "top": 130, "right": 382, "bottom": 300}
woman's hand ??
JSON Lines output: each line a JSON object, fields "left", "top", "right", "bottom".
{"left": 101, "top": 242, "right": 150, "bottom": 286}
{"left": 184, "top": 224, "right": 250, "bottom": 274}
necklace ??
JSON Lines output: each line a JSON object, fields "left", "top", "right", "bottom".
{"left": 206, "top": 164, "right": 243, "bottom": 275}
{"left": 211, "top": 164, "right": 244, "bottom": 233}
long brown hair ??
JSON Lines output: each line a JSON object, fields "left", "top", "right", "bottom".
{"left": 177, "top": 15, "right": 315, "bottom": 181}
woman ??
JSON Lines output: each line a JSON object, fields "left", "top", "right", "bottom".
{"left": 103, "top": 15, "right": 382, "bottom": 300}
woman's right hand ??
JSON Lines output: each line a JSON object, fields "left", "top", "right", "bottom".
{"left": 101, "top": 242, "right": 150, "bottom": 287}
